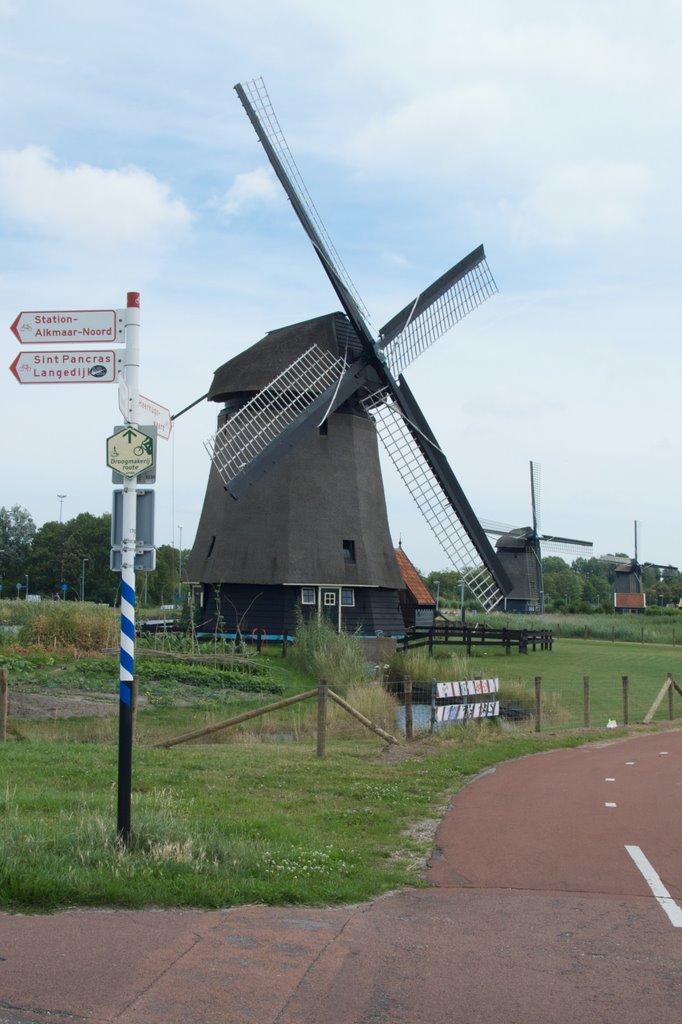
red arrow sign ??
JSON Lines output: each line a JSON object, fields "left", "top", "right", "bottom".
{"left": 10, "top": 349, "right": 119, "bottom": 384}
{"left": 11, "top": 309, "right": 123, "bottom": 344}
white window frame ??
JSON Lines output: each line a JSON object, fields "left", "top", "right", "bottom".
{"left": 341, "top": 588, "right": 355, "bottom": 607}
{"left": 301, "top": 587, "right": 316, "bottom": 605}
{"left": 323, "top": 591, "right": 337, "bottom": 607}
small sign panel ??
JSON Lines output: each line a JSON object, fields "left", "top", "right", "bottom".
{"left": 11, "top": 309, "right": 124, "bottom": 344}
{"left": 10, "top": 349, "right": 119, "bottom": 384}
{"left": 106, "top": 427, "right": 154, "bottom": 479}
{"left": 138, "top": 394, "right": 172, "bottom": 440}
{"left": 110, "top": 425, "right": 157, "bottom": 484}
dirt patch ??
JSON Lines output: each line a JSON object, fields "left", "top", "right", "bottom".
{"left": 8, "top": 690, "right": 146, "bottom": 720}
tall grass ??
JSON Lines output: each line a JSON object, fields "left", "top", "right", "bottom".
{"left": 8, "top": 602, "right": 117, "bottom": 651}
{"left": 290, "top": 613, "right": 372, "bottom": 692}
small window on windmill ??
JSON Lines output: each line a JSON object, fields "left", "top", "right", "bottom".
{"left": 324, "top": 591, "right": 337, "bottom": 607}
{"left": 301, "top": 587, "right": 316, "bottom": 605}
{"left": 343, "top": 539, "right": 356, "bottom": 564}
{"left": 341, "top": 588, "right": 355, "bottom": 607}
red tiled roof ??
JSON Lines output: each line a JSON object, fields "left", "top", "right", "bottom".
{"left": 394, "top": 547, "right": 435, "bottom": 605}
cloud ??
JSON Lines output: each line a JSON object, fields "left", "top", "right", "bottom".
{"left": 512, "top": 161, "right": 653, "bottom": 244}
{"left": 217, "top": 167, "right": 281, "bottom": 216}
{"left": 0, "top": 145, "right": 192, "bottom": 248}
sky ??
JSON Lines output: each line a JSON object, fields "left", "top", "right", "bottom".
{"left": 1, "top": 0, "right": 680, "bottom": 576}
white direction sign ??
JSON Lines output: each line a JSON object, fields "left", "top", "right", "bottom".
{"left": 106, "top": 427, "right": 155, "bottom": 479}
{"left": 138, "top": 393, "right": 173, "bottom": 439}
{"left": 11, "top": 309, "right": 124, "bottom": 344}
{"left": 10, "top": 349, "right": 119, "bottom": 384}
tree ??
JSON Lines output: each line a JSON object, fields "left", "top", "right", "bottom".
{"left": 0, "top": 505, "right": 36, "bottom": 596}
{"left": 28, "top": 512, "right": 117, "bottom": 603}
{"left": 541, "top": 556, "right": 585, "bottom": 610}
{"left": 422, "top": 569, "right": 463, "bottom": 610}
{"left": 141, "top": 544, "right": 188, "bottom": 607}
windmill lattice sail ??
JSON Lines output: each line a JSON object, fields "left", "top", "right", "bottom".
{"left": 366, "top": 396, "right": 504, "bottom": 611}
{"left": 206, "top": 344, "right": 346, "bottom": 489}
{"left": 236, "top": 78, "right": 371, "bottom": 328}
{"left": 380, "top": 247, "right": 498, "bottom": 378}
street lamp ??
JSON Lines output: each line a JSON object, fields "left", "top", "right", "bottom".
{"left": 57, "top": 494, "right": 67, "bottom": 523}
{"left": 177, "top": 526, "right": 183, "bottom": 605}
{"left": 81, "top": 558, "right": 88, "bottom": 602}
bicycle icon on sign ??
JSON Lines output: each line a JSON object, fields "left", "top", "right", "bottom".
{"left": 133, "top": 437, "right": 154, "bottom": 457}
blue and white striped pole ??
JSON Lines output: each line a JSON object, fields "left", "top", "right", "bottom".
{"left": 117, "top": 291, "right": 140, "bottom": 847}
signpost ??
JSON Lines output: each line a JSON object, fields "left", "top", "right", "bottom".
{"left": 11, "top": 309, "right": 124, "bottom": 344}
{"left": 116, "top": 292, "right": 141, "bottom": 849}
{"left": 7, "top": 291, "right": 169, "bottom": 849}
{"left": 10, "top": 349, "right": 120, "bottom": 384}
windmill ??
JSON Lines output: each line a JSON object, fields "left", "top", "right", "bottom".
{"left": 600, "top": 521, "right": 677, "bottom": 612}
{"left": 185, "top": 78, "right": 512, "bottom": 639}
{"left": 482, "top": 461, "right": 593, "bottom": 613}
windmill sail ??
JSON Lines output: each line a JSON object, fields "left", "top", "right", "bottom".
{"left": 366, "top": 389, "right": 506, "bottom": 610}
{"left": 206, "top": 344, "right": 347, "bottom": 495}
{"left": 235, "top": 79, "right": 375, "bottom": 355}
{"left": 379, "top": 247, "right": 497, "bottom": 377}
{"left": 226, "top": 77, "right": 511, "bottom": 608}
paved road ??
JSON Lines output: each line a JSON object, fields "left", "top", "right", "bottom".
{"left": 1, "top": 730, "right": 680, "bottom": 1023}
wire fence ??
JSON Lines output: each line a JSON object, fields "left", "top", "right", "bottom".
{"left": 393, "top": 673, "right": 680, "bottom": 736}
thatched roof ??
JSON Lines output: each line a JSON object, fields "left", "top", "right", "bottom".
{"left": 208, "top": 313, "right": 363, "bottom": 402}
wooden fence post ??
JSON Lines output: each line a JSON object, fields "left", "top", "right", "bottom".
{"left": 0, "top": 668, "right": 8, "bottom": 742}
{"left": 583, "top": 675, "right": 590, "bottom": 728}
{"left": 404, "top": 678, "right": 414, "bottom": 741}
{"left": 317, "top": 680, "right": 328, "bottom": 758}
{"left": 668, "top": 676, "right": 675, "bottom": 720}
{"left": 622, "top": 675, "right": 629, "bottom": 725}
{"left": 534, "top": 676, "right": 542, "bottom": 733}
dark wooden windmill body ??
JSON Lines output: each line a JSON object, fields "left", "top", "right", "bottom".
{"left": 185, "top": 78, "right": 513, "bottom": 639}
{"left": 186, "top": 314, "right": 406, "bottom": 639}
{"left": 485, "top": 462, "right": 592, "bottom": 613}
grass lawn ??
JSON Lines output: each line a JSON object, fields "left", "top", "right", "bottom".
{"left": 1, "top": 633, "right": 681, "bottom": 914}
{"left": 0, "top": 729, "right": 627, "bottom": 913}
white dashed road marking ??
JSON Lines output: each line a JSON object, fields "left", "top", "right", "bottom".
{"left": 625, "top": 845, "right": 682, "bottom": 928}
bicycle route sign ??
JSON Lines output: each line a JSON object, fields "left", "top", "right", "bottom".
{"left": 106, "top": 427, "right": 155, "bottom": 478}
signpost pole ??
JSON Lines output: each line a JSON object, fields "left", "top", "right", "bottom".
{"left": 117, "top": 291, "right": 140, "bottom": 848}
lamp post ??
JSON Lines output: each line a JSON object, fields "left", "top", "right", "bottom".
{"left": 81, "top": 558, "right": 88, "bottom": 602}
{"left": 25, "top": 574, "right": 29, "bottom": 600}
{"left": 177, "top": 525, "right": 183, "bottom": 606}
{"left": 57, "top": 494, "right": 67, "bottom": 523}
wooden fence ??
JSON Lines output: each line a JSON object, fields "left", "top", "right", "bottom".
{"left": 401, "top": 622, "right": 553, "bottom": 655}
{"left": 152, "top": 680, "right": 399, "bottom": 755}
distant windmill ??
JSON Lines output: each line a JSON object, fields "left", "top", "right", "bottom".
{"left": 184, "top": 78, "right": 512, "bottom": 639}
{"left": 601, "top": 521, "right": 676, "bottom": 612}
{"left": 482, "top": 461, "right": 592, "bottom": 613}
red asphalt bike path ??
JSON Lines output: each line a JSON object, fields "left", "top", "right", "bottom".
{"left": 1, "top": 729, "right": 680, "bottom": 1024}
